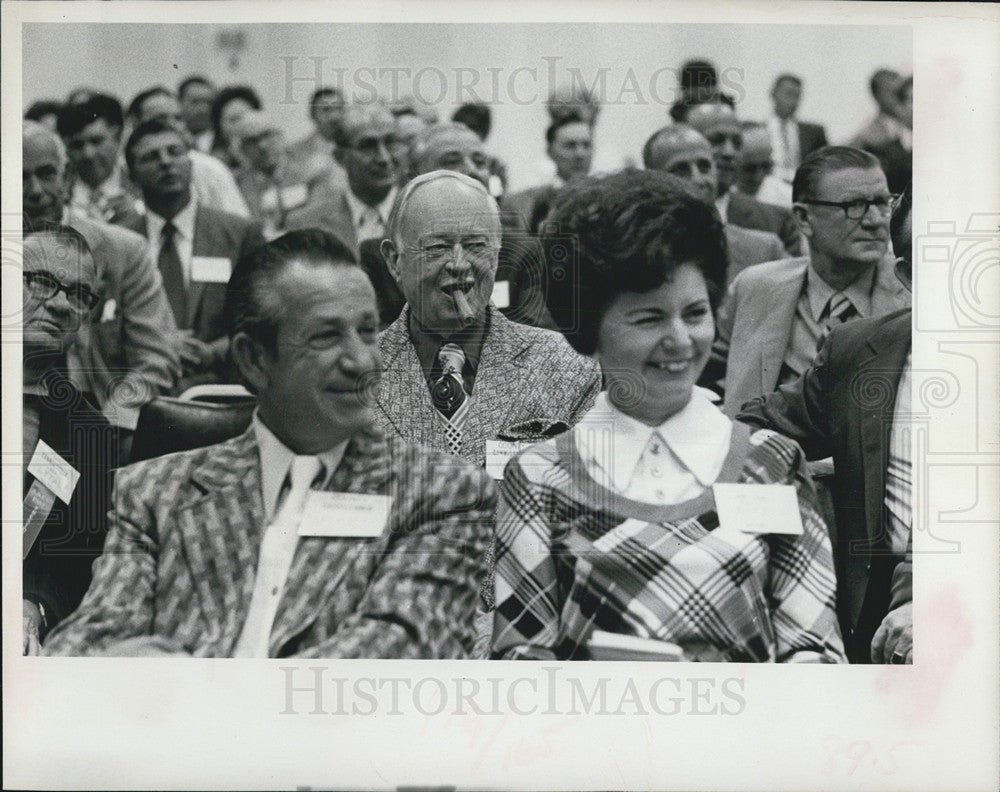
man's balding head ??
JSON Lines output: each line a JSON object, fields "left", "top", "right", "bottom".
{"left": 23, "top": 121, "right": 71, "bottom": 227}
{"left": 684, "top": 102, "right": 742, "bottom": 194}
{"left": 642, "top": 124, "right": 718, "bottom": 205}
{"left": 736, "top": 124, "right": 774, "bottom": 196}
{"left": 408, "top": 123, "right": 490, "bottom": 187}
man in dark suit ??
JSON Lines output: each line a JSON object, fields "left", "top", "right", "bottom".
{"left": 22, "top": 228, "right": 119, "bottom": 653}
{"left": 285, "top": 102, "right": 399, "bottom": 256}
{"left": 503, "top": 114, "right": 593, "bottom": 235}
{"left": 43, "top": 229, "right": 494, "bottom": 658}
{"left": 119, "top": 119, "right": 264, "bottom": 384}
{"left": 767, "top": 73, "right": 829, "bottom": 183}
{"left": 685, "top": 101, "right": 803, "bottom": 255}
{"left": 643, "top": 124, "right": 788, "bottom": 287}
{"left": 359, "top": 122, "right": 557, "bottom": 330}
{"left": 23, "top": 120, "right": 180, "bottom": 435}
{"left": 376, "top": 170, "right": 601, "bottom": 470}
{"left": 738, "top": 183, "right": 914, "bottom": 664}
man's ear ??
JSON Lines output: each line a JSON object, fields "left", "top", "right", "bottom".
{"left": 381, "top": 238, "right": 402, "bottom": 282}
{"left": 230, "top": 332, "right": 269, "bottom": 394}
{"left": 791, "top": 203, "right": 813, "bottom": 239}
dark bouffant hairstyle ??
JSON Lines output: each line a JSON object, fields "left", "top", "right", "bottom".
{"left": 541, "top": 169, "right": 728, "bottom": 355}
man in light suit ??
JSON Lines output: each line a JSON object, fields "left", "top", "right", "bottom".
{"left": 23, "top": 121, "right": 180, "bottom": 435}
{"left": 285, "top": 103, "right": 398, "bottom": 256}
{"left": 738, "top": 183, "right": 914, "bottom": 664}
{"left": 43, "top": 229, "right": 495, "bottom": 658}
{"left": 642, "top": 124, "right": 787, "bottom": 287}
{"left": 376, "top": 171, "right": 602, "bottom": 470}
{"left": 705, "top": 146, "right": 910, "bottom": 416}
{"left": 119, "top": 119, "right": 264, "bottom": 384}
{"left": 767, "top": 73, "right": 829, "bottom": 183}
{"left": 286, "top": 86, "right": 349, "bottom": 188}
{"left": 685, "top": 101, "right": 803, "bottom": 256}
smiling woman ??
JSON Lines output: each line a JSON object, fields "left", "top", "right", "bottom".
{"left": 491, "top": 170, "right": 847, "bottom": 663}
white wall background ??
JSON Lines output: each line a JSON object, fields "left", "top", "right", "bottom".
{"left": 23, "top": 23, "right": 911, "bottom": 191}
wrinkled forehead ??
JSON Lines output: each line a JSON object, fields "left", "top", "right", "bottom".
{"left": 399, "top": 182, "right": 500, "bottom": 245}
{"left": 24, "top": 236, "right": 97, "bottom": 282}
{"left": 814, "top": 166, "right": 889, "bottom": 199}
{"left": 425, "top": 129, "right": 483, "bottom": 159}
{"left": 659, "top": 137, "right": 714, "bottom": 167}
{"left": 342, "top": 109, "right": 395, "bottom": 140}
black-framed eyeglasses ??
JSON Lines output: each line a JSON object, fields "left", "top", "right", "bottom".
{"left": 23, "top": 271, "right": 100, "bottom": 313}
{"left": 800, "top": 194, "right": 900, "bottom": 220}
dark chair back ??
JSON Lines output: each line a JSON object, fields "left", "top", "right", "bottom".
{"left": 130, "top": 396, "right": 256, "bottom": 463}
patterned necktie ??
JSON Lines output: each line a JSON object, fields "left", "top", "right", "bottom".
{"left": 779, "top": 120, "right": 794, "bottom": 172}
{"left": 818, "top": 292, "right": 858, "bottom": 350}
{"left": 431, "top": 343, "right": 469, "bottom": 455}
{"left": 233, "top": 455, "right": 323, "bottom": 658}
{"left": 158, "top": 222, "right": 188, "bottom": 327}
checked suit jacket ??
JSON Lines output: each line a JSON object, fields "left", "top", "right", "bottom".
{"left": 43, "top": 424, "right": 496, "bottom": 658}
{"left": 376, "top": 305, "right": 602, "bottom": 469}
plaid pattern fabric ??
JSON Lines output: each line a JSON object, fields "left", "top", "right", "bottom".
{"left": 376, "top": 305, "right": 602, "bottom": 468}
{"left": 492, "top": 426, "right": 846, "bottom": 662}
{"left": 43, "top": 426, "right": 496, "bottom": 658}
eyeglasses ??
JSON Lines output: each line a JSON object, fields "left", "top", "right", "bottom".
{"left": 23, "top": 271, "right": 100, "bottom": 313}
{"left": 800, "top": 194, "right": 899, "bottom": 220}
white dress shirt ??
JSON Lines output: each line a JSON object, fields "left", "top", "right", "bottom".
{"left": 767, "top": 115, "right": 801, "bottom": 184}
{"left": 885, "top": 352, "right": 913, "bottom": 555}
{"left": 715, "top": 191, "right": 731, "bottom": 224}
{"left": 344, "top": 186, "right": 397, "bottom": 242}
{"left": 144, "top": 199, "right": 198, "bottom": 286}
{"left": 234, "top": 413, "right": 348, "bottom": 657}
{"left": 574, "top": 388, "right": 732, "bottom": 504}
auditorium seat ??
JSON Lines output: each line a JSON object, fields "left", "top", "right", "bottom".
{"left": 130, "top": 396, "right": 255, "bottom": 463}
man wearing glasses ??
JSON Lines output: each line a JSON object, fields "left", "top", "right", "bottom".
{"left": 22, "top": 227, "right": 119, "bottom": 653}
{"left": 705, "top": 146, "right": 910, "bottom": 417}
{"left": 287, "top": 102, "right": 399, "bottom": 256}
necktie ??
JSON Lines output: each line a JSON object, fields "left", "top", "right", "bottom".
{"left": 817, "top": 292, "right": 858, "bottom": 350}
{"left": 158, "top": 222, "right": 188, "bottom": 327}
{"left": 431, "top": 343, "right": 469, "bottom": 455}
{"left": 779, "top": 120, "right": 794, "bottom": 173}
{"left": 233, "top": 455, "right": 323, "bottom": 658}
{"left": 357, "top": 206, "right": 384, "bottom": 242}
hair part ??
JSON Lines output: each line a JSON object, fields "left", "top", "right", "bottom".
{"left": 792, "top": 145, "right": 883, "bottom": 203}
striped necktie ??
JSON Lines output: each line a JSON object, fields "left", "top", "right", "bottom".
{"left": 817, "top": 292, "right": 857, "bottom": 350}
{"left": 431, "top": 343, "right": 469, "bottom": 455}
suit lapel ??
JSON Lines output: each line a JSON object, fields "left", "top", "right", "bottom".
{"left": 268, "top": 427, "right": 392, "bottom": 654}
{"left": 174, "top": 429, "right": 265, "bottom": 656}
{"left": 759, "top": 259, "right": 808, "bottom": 393}
{"left": 376, "top": 310, "right": 450, "bottom": 454}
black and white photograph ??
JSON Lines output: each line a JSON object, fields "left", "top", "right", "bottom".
{"left": 4, "top": 2, "right": 998, "bottom": 790}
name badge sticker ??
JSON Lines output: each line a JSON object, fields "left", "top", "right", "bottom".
{"left": 27, "top": 440, "right": 80, "bottom": 505}
{"left": 713, "top": 483, "right": 803, "bottom": 536}
{"left": 485, "top": 439, "right": 533, "bottom": 480}
{"left": 191, "top": 256, "right": 232, "bottom": 283}
{"left": 280, "top": 184, "right": 309, "bottom": 210}
{"left": 298, "top": 491, "right": 392, "bottom": 538}
{"left": 491, "top": 280, "right": 511, "bottom": 309}
{"left": 101, "top": 298, "right": 117, "bottom": 323}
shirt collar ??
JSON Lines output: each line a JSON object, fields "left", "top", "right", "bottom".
{"left": 715, "top": 190, "right": 731, "bottom": 223}
{"left": 806, "top": 261, "right": 875, "bottom": 320}
{"left": 146, "top": 198, "right": 197, "bottom": 244}
{"left": 576, "top": 387, "right": 731, "bottom": 491}
{"left": 344, "top": 186, "right": 397, "bottom": 229}
{"left": 252, "top": 411, "right": 349, "bottom": 522}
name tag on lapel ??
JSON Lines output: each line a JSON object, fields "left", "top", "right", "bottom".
{"left": 484, "top": 439, "right": 533, "bottom": 480}
{"left": 191, "top": 256, "right": 232, "bottom": 283}
{"left": 491, "top": 280, "right": 511, "bottom": 309}
{"left": 27, "top": 440, "right": 80, "bottom": 505}
{"left": 100, "top": 298, "right": 117, "bottom": 323}
{"left": 713, "top": 483, "right": 803, "bottom": 535}
{"left": 297, "top": 491, "right": 392, "bottom": 538}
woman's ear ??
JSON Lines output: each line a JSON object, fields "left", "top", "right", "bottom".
{"left": 230, "top": 332, "right": 269, "bottom": 393}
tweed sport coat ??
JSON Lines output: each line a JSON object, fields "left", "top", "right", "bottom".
{"left": 43, "top": 425, "right": 496, "bottom": 658}
{"left": 709, "top": 255, "right": 910, "bottom": 416}
{"left": 737, "top": 309, "right": 912, "bottom": 662}
{"left": 375, "top": 305, "right": 602, "bottom": 469}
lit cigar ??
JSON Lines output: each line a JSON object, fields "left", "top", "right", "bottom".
{"left": 453, "top": 288, "right": 475, "bottom": 325}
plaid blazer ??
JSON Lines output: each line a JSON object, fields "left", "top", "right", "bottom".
{"left": 43, "top": 425, "right": 495, "bottom": 658}
{"left": 492, "top": 423, "right": 846, "bottom": 663}
{"left": 376, "top": 305, "right": 602, "bottom": 468}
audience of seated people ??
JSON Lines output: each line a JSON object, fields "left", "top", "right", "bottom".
{"left": 22, "top": 65, "right": 915, "bottom": 663}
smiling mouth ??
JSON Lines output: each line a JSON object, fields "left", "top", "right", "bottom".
{"left": 647, "top": 360, "right": 693, "bottom": 374}
{"left": 441, "top": 282, "right": 474, "bottom": 296}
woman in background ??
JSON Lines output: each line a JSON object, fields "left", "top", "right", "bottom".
{"left": 491, "top": 170, "right": 845, "bottom": 663}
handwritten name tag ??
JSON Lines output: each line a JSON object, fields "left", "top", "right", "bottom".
{"left": 485, "top": 439, "right": 534, "bottom": 480}
{"left": 27, "top": 440, "right": 80, "bottom": 505}
{"left": 491, "top": 280, "right": 511, "bottom": 309}
{"left": 713, "top": 483, "right": 803, "bottom": 535}
{"left": 191, "top": 256, "right": 232, "bottom": 283}
{"left": 297, "top": 491, "right": 392, "bottom": 538}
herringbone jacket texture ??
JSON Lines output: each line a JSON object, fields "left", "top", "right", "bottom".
{"left": 43, "top": 425, "right": 496, "bottom": 658}
{"left": 376, "top": 305, "right": 602, "bottom": 468}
